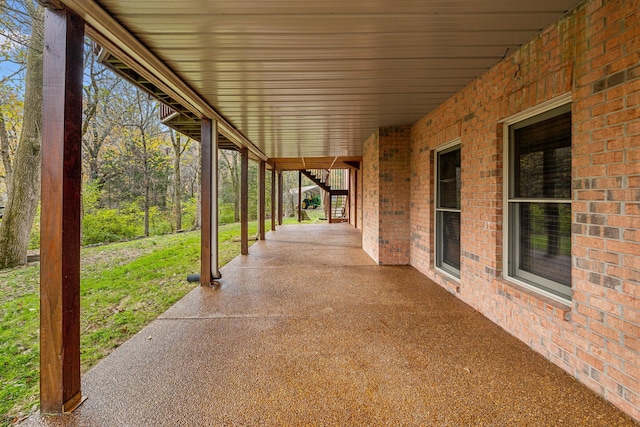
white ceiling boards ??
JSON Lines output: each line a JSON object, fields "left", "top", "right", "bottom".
{"left": 64, "top": 0, "right": 582, "bottom": 160}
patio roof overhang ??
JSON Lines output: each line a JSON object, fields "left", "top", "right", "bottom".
{"left": 37, "top": 0, "right": 587, "bottom": 414}
{"left": 57, "top": 0, "right": 582, "bottom": 168}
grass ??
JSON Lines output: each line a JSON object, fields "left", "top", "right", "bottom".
{"left": 0, "top": 213, "right": 322, "bottom": 425}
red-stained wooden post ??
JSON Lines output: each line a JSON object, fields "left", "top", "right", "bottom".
{"left": 258, "top": 160, "right": 266, "bottom": 240}
{"left": 271, "top": 166, "right": 276, "bottom": 231}
{"left": 40, "top": 7, "right": 84, "bottom": 414}
{"left": 348, "top": 169, "right": 352, "bottom": 225}
{"left": 278, "top": 171, "right": 283, "bottom": 226}
{"left": 353, "top": 169, "right": 358, "bottom": 229}
{"left": 298, "top": 170, "right": 302, "bottom": 222}
{"left": 240, "top": 147, "right": 249, "bottom": 255}
{"left": 200, "top": 118, "right": 220, "bottom": 284}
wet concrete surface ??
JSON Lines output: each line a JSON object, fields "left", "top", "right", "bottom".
{"left": 24, "top": 224, "right": 637, "bottom": 426}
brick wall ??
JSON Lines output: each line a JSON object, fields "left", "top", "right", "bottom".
{"left": 348, "top": 167, "right": 363, "bottom": 231}
{"left": 362, "top": 131, "right": 380, "bottom": 260}
{"left": 378, "top": 126, "right": 411, "bottom": 264}
{"left": 404, "top": 0, "right": 639, "bottom": 421}
{"left": 362, "top": 127, "right": 411, "bottom": 264}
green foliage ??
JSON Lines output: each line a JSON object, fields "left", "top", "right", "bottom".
{"left": 82, "top": 208, "right": 141, "bottom": 245}
{"left": 147, "top": 206, "right": 172, "bottom": 236}
{"left": 28, "top": 204, "right": 39, "bottom": 250}
{"left": 219, "top": 202, "right": 236, "bottom": 224}
{"left": 181, "top": 197, "right": 197, "bottom": 230}
{"left": 0, "top": 264, "right": 40, "bottom": 426}
{"left": 99, "top": 134, "right": 171, "bottom": 210}
{"left": 82, "top": 180, "right": 102, "bottom": 213}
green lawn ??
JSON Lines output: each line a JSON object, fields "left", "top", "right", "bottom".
{"left": 0, "top": 214, "right": 321, "bottom": 425}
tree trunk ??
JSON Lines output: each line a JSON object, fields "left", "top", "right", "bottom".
{"left": 233, "top": 151, "right": 239, "bottom": 222}
{"left": 0, "top": 4, "right": 43, "bottom": 268}
{"left": 173, "top": 154, "right": 182, "bottom": 230}
{"left": 0, "top": 113, "right": 13, "bottom": 198}
{"left": 143, "top": 138, "right": 150, "bottom": 237}
{"left": 171, "top": 131, "right": 188, "bottom": 231}
{"left": 220, "top": 150, "right": 240, "bottom": 222}
{"left": 193, "top": 141, "right": 201, "bottom": 229}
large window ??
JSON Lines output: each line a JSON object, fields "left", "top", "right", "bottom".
{"left": 435, "top": 142, "right": 461, "bottom": 279}
{"left": 506, "top": 101, "right": 572, "bottom": 301}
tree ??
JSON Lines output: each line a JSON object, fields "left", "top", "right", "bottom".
{"left": 0, "top": 0, "right": 43, "bottom": 268}
{"left": 0, "top": 85, "right": 24, "bottom": 205}
{"left": 219, "top": 149, "right": 240, "bottom": 222}
{"left": 81, "top": 44, "right": 126, "bottom": 186}
{"left": 0, "top": 113, "right": 14, "bottom": 198}
{"left": 169, "top": 130, "right": 190, "bottom": 231}
{"left": 100, "top": 88, "right": 171, "bottom": 236}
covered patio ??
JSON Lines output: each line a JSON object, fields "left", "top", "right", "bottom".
{"left": 26, "top": 224, "right": 635, "bottom": 426}
{"left": 33, "top": 0, "right": 640, "bottom": 422}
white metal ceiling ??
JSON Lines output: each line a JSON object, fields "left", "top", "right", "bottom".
{"left": 86, "top": 0, "right": 582, "bottom": 160}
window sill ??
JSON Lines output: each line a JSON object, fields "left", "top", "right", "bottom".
{"left": 498, "top": 277, "right": 572, "bottom": 322}
{"left": 434, "top": 267, "right": 461, "bottom": 293}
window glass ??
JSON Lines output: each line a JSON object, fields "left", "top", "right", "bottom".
{"left": 436, "top": 144, "right": 461, "bottom": 278}
{"left": 507, "top": 103, "right": 572, "bottom": 300}
{"left": 439, "top": 211, "right": 461, "bottom": 271}
{"left": 517, "top": 202, "right": 571, "bottom": 286}
{"left": 438, "top": 148, "right": 461, "bottom": 209}
{"left": 512, "top": 112, "right": 571, "bottom": 199}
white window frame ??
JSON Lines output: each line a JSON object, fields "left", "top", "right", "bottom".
{"left": 434, "top": 139, "right": 462, "bottom": 281}
{"left": 501, "top": 93, "right": 572, "bottom": 304}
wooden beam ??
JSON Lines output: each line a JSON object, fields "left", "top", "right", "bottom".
{"left": 278, "top": 172, "right": 283, "bottom": 226}
{"left": 271, "top": 166, "right": 276, "bottom": 231}
{"left": 40, "top": 8, "right": 84, "bottom": 414}
{"left": 200, "top": 118, "right": 220, "bottom": 284}
{"left": 240, "top": 147, "right": 249, "bottom": 255}
{"left": 258, "top": 160, "right": 266, "bottom": 240}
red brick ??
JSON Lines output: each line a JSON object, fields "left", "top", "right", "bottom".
{"left": 605, "top": 339, "right": 638, "bottom": 363}
{"left": 606, "top": 240, "right": 640, "bottom": 256}
{"left": 608, "top": 214, "right": 640, "bottom": 228}
{"left": 590, "top": 319, "right": 622, "bottom": 341}
{"left": 606, "top": 289, "right": 640, "bottom": 310}
{"left": 623, "top": 255, "right": 640, "bottom": 270}
{"left": 608, "top": 366, "right": 640, "bottom": 391}
{"left": 401, "top": 0, "right": 640, "bottom": 419}
{"left": 590, "top": 296, "right": 621, "bottom": 315}
{"left": 606, "top": 315, "right": 640, "bottom": 338}
{"left": 576, "top": 347, "right": 605, "bottom": 372}
{"left": 626, "top": 335, "right": 640, "bottom": 353}
{"left": 625, "top": 308, "right": 640, "bottom": 326}
{"left": 592, "top": 125, "right": 625, "bottom": 141}
{"left": 608, "top": 163, "right": 640, "bottom": 176}
{"left": 607, "top": 137, "right": 640, "bottom": 150}
{"left": 593, "top": 151, "right": 624, "bottom": 164}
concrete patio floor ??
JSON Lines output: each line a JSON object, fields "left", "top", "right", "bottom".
{"left": 26, "top": 223, "right": 637, "bottom": 426}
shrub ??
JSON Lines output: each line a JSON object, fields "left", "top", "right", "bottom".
{"left": 82, "top": 209, "right": 141, "bottom": 245}
{"left": 148, "top": 206, "right": 172, "bottom": 236}
{"left": 219, "top": 202, "right": 236, "bottom": 224}
{"left": 181, "top": 197, "right": 197, "bottom": 230}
